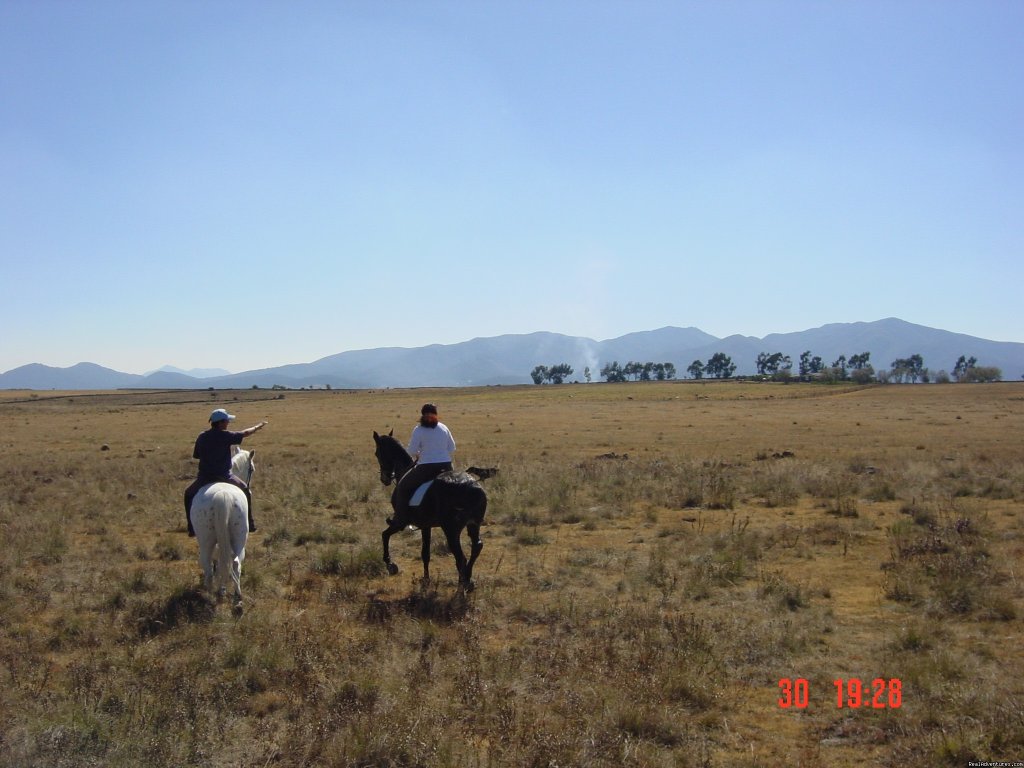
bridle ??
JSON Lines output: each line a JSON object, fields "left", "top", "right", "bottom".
{"left": 378, "top": 450, "right": 400, "bottom": 486}
{"left": 376, "top": 439, "right": 411, "bottom": 486}
{"left": 235, "top": 448, "right": 255, "bottom": 487}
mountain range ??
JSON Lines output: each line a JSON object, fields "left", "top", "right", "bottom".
{"left": 2, "top": 318, "right": 1022, "bottom": 390}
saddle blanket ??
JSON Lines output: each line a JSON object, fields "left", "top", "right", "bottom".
{"left": 410, "top": 480, "right": 434, "bottom": 507}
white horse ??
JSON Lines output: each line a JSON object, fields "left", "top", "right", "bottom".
{"left": 189, "top": 447, "right": 254, "bottom": 611}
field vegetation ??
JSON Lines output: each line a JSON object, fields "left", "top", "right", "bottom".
{"left": 1, "top": 381, "right": 1022, "bottom": 766}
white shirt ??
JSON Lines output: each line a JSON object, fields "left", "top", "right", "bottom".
{"left": 407, "top": 422, "right": 456, "bottom": 464}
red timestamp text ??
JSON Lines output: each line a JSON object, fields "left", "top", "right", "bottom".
{"left": 778, "top": 678, "right": 902, "bottom": 709}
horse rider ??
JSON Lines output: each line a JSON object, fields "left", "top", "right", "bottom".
{"left": 389, "top": 403, "right": 456, "bottom": 529}
{"left": 184, "top": 408, "right": 267, "bottom": 536}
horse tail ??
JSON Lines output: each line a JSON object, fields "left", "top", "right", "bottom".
{"left": 209, "top": 489, "right": 243, "bottom": 596}
{"left": 468, "top": 483, "right": 487, "bottom": 525}
{"left": 212, "top": 492, "right": 230, "bottom": 586}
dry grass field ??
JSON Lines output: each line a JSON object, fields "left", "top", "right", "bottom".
{"left": 1, "top": 381, "right": 1022, "bottom": 767}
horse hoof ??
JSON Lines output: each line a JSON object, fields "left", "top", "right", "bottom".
{"left": 386, "top": 562, "right": 399, "bottom": 576}
{"left": 232, "top": 602, "right": 244, "bottom": 617}
{"left": 461, "top": 580, "right": 476, "bottom": 593}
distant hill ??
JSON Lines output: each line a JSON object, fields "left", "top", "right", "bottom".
{"left": 146, "top": 365, "right": 232, "bottom": 378}
{"left": 2, "top": 318, "right": 1022, "bottom": 390}
{"left": 0, "top": 362, "right": 143, "bottom": 390}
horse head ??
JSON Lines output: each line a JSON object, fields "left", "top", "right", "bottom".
{"left": 373, "top": 430, "right": 410, "bottom": 486}
{"left": 231, "top": 447, "right": 256, "bottom": 486}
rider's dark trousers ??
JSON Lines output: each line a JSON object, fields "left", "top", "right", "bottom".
{"left": 392, "top": 462, "right": 453, "bottom": 522}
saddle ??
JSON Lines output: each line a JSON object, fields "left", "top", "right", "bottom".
{"left": 409, "top": 471, "right": 479, "bottom": 507}
{"left": 409, "top": 480, "right": 434, "bottom": 507}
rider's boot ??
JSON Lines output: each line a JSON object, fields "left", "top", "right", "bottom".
{"left": 184, "top": 488, "right": 196, "bottom": 537}
{"left": 244, "top": 487, "right": 256, "bottom": 532}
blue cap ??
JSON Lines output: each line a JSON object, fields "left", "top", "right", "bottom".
{"left": 209, "top": 408, "right": 236, "bottom": 423}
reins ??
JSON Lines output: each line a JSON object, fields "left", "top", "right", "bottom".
{"left": 383, "top": 438, "right": 413, "bottom": 484}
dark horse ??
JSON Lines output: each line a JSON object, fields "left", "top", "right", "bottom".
{"left": 373, "top": 431, "right": 486, "bottom": 590}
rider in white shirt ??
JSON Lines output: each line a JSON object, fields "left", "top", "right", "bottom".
{"left": 389, "top": 403, "right": 456, "bottom": 527}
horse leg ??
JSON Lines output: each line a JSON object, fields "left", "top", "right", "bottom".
{"left": 442, "top": 524, "right": 469, "bottom": 588}
{"left": 464, "top": 522, "right": 484, "bottom": 589}
{"left": 230, "top": 513, "right": 247, "bottom": 611}
{"left": 229, "top": 553, "right": 243, "bottom": 616}
{"left": 381, "top": 524, "right": 402, "bottom": 576}
{"left": 197, "top": 535, "right": 215, "bottom": 594}
{"left": 420, "top": 527, "right": 432, "bottom": 584}
{"left": 217, "top": 540, "right": 233, "bottom": 600}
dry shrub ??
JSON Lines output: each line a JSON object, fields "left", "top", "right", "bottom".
{"left": 701, "top": 461, "right": 737, "bottom": 510}
{"left": 758, "top": 568, "right": 809, "bottom": 611}
{"left": 686, "top": 517, "right": 762, "bottom": 599}
{"left": 312, "top": 545, "right": 386, "bottom": 578}
{"left": 749, "top": 463, "right": 801, "bottom": 508}
{"left": 883, "top": 512, "right": 1013, "bottom": 620}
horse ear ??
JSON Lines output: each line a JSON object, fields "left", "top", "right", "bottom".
{"left": 373, "top": 431, "right": 380, "bottom": 441}
{"left": 250, "top": 449, "right": 256, "bottom": 458}
{"left": 388, "top": 429, "right": 394, "bottom": 437}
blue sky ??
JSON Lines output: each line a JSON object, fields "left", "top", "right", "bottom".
{"left": 2, "top": 1, "right": 1021, "bottom": 375}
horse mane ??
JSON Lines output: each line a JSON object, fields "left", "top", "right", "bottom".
{"left": 387, "top": 434, "right": 409, "bottom": 456}
{"left": 377, "top": 432, "right": 412, "bottom": 463}
{"left": 231, "top": 447, "right": 254, "bottom": 479}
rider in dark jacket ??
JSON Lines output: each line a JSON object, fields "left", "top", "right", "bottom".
{"left": 183, "top": 408, "right": 267, "bottom": 536}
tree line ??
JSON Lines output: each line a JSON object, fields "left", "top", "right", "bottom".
{"left": 530, "top": 352, "right": 1002, "bottom": 383}
{"left": 599, "top": 361, "right": 677, "bottom": 382}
